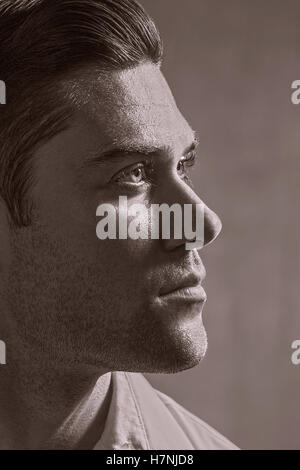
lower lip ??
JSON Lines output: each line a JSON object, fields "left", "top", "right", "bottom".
{"left": 159, "top": 285, "right": 207, "bottom": 303}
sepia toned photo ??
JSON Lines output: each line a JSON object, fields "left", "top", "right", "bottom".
{"left": 0, "top": 0, "right": 299, "bottom": 452}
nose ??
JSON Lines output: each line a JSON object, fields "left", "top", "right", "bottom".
{"left": 203, "top": 205, "right": 222, "bottom": 246}
{"left": 157, "top": 180, "right": 222, "bottom": 251}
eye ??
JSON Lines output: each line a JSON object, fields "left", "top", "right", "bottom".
{"left": 112, "top": 162, "right": 152, "bottom": 185}
{"left": 177, "top": 152, "right": 197, "bottom": 179}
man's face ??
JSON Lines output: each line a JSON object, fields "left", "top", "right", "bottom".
{"left": 4, "top": 63, "right": 221, "bottom": 373}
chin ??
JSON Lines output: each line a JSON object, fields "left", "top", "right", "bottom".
{"left": 158, "top": 344, "right": 207, "bottom": 374}
{"left": 78, "top": 315, "right": 208, "bottom": 374}
{"left": 136, "top": 352, "right": 207, "bottom": 375}
{"left": 160, "top": 319, "right": 208, "bottom": 373}
{"left": 126, "top": 329, "right": 208, "bottom": 375}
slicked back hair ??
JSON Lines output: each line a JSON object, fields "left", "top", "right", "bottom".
{"left": 0, "top": 0, "right": 163, "bottom": 226}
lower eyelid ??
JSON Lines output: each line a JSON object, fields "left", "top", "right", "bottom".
{"left": 112, "top": 178, "right": 151, "bottom": 189}
{"left": 112, "top": 161, "right": 154, "bottom": 181}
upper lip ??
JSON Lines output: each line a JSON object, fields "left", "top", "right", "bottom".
{"left": 159, "top": 271, "right": 206, "bottom": 297}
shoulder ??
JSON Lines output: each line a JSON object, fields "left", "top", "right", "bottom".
{"left": 125, "top": 372, "right": 239, "bottom": 450}
{"left": 154, "top": 388, "right": 239, "bottom": 450}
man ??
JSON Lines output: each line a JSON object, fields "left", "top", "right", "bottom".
{"left": 0, "top": 0, "right": 238, "bottom": 449}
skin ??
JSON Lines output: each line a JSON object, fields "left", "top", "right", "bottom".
{"left": 0, "top": 62, "right": 221, "bottom": 449}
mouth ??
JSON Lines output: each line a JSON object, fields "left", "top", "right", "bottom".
{"left": 159, "top": 272, "right": 207, "bottom": 303}
{"left": 159, "top": 284, "right": 207, "bottom": 303}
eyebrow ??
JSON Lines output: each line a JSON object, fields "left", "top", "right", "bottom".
{"left": 82, "top": 137, "right": 199, "bottom": 168}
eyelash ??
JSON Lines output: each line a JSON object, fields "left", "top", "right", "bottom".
{"left": 112, "top": 152, "right": 197, "bottom": 187}
{"left": 177, "top": 152, "right": 197, "bottom": 180}
{"left": 112, "top": 159, "right": 155, "bottom": 188}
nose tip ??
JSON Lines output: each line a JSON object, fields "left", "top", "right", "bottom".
{"left": 204, "top": 207, "right": 222, "bottom": 246}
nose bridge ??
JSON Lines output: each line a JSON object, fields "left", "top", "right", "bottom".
{"left": 157, "top": 179, "right": 222, "bottom": 250}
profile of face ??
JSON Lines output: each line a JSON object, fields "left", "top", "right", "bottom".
{"left": 3, "top": 62, "right": 222, "bottom": 374}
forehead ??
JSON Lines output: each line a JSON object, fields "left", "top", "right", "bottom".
{"left": 64, "top": 63, "right": 194, "bottom": 153}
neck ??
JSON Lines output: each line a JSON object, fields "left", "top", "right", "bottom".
{"left": 0, "top": 324, "right": 112, "bottom": 449}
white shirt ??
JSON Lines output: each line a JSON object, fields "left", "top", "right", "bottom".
{"left": 94, "top": 371, "right": 238, "bottom": 450}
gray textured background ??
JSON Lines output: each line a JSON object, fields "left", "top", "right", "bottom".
{"left": 142, "top": 0, "right": 300, "bottom": 450}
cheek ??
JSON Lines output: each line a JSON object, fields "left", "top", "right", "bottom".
{"left": 90, "top": 238, "right": 156, "bottom": 310}
{"left": 35, "top": 193, "right": 158, "bottom": 301}
{"left": 60, "top": 230, "right": 155, "bottom": 293}
{"left": 94, "top": 238, "right": 154, "bottom": 276}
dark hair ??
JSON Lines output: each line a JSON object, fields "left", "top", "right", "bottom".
{"left": 0, "top": 0, "right": 163, "bottom": 226}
